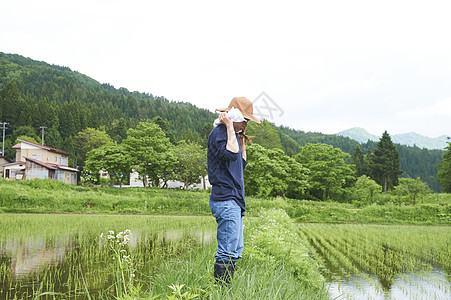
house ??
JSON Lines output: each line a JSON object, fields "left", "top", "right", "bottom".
{"left": 1, "top": 139, "right": 79, "bottom": 184}
{"left": 0, "top": 155, "right": 13, "bottom": 178}
{"left": 129, "top": 171, "right": 211, "bottom": 189}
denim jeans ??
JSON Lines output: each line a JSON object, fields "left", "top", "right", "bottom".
{"left": 209, "top": 199, "right": 244, "bottom": 263}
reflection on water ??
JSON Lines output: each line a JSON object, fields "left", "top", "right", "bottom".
{"left": 328, "top": 269, "right": 451, "bottom": 300}
{"left": 0, "top": 236, "right": 71, "bottom": 280}
{"left": 300, "top": 223, "right": 451, "bottom": 300}
{"left": 0, "top": 229, "right": 214, "bottom": 298}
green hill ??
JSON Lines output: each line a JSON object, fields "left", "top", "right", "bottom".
{"left": 336, "top": 127, "right": 379, "bottom": 143}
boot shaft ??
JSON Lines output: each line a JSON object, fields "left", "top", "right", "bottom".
{"left": 214, "top": 261, "right": 235, "bottom": 285}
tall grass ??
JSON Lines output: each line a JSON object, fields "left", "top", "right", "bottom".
{"left": 143, "top": 209, "right": 329, "bottom": 300}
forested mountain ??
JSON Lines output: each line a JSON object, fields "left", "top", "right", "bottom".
{"left": 0, "top": 52, "right": 444, "bottom": 191}
{"left": 336, "top": 127, "right": 379, "bottom": 143}
{"left": 337, "top": 127, "right": 449, "bottom": 150}
{"left": 0, "top": 52, "right": 215, "bottom": 153}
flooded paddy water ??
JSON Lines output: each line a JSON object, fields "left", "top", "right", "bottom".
{"left": 300, "top": 223, "right": 451, "bottom": 300}
{"left": 0, "top": 214, "right": 216, "bottom": 299}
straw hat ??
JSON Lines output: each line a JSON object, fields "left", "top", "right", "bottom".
{"left": 216, "top": 97, "right": 261, "bottom": 123}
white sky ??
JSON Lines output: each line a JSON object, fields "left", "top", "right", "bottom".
{"left": 2, "top": 0, "right": 451, "bottom": 138}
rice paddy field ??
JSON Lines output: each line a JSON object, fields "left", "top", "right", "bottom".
{"left": 1, "top": 211, "right": 449, "bottom": 299}
{"left": 0, "top": 214, "right": 216, "bottom": 299}
{"left": 300, "top": 223, "right": 451, "bottom": 300}
{"left": 0, "top": 211, "right": 328, "bottom": 300}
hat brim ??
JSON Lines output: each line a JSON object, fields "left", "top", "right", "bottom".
{"left": 216, "top": 108, "right": 261, "bottom": 123}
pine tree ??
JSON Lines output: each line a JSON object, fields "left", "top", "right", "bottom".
{"left": 363, "top": 147, "right": 374, "bottom": 178}
{"left": 1, "top": 81, "right": 20, "bottom": 123}
{"left": 372, "top": 131, "right": 403, "bottom": 192}
{"left": 352, "top": 146, "right": 365, "bottom": 177}
{"left": 436, "top": 138, "right": 451, "bottom": 193}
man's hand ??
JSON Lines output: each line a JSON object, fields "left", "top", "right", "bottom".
{"left": 219, "top": 112, "right": 233, "bottom": 128}
{"left": 219, "top": 112, "right": 239, "bottom": 153}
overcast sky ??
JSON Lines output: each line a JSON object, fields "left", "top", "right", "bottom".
{"left": 2, "top": 0, "right": 451, "bottom": 138}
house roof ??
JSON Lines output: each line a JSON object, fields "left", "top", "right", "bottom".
{"left": 25, "top": 157, "right": 58, "bottom": 170}
{"left": 15, "top": 139, "right": 72, "bottom": 156}
{"left": 25, "top": 157, "right": 79, "bottom": 172}
{"left": 0, "top": 156, "right": 12, "bottom": 163}
{"left": 54, "top": 165, "right": 80, "bottom": 172}
{"left": 0, "top": 161, "right": 26, "bottom": 168}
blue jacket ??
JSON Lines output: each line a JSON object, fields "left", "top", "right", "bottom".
{"left": 207, "top": 124, "right": 247, "bottom": 214}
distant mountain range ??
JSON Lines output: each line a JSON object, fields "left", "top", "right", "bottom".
{"left": 336, "top": 127, "right": 449, "bottom": 150}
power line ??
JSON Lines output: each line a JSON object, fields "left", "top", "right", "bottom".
{"left": 40, "top": 126, "right": 47, "bottom": 145}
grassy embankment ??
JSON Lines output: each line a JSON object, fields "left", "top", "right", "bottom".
{"left": 1, "top": 179, "right": 450, "bottom": 225}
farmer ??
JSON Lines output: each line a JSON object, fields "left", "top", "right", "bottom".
{"left": 207, "top": 97, "right": 260, "bottom": 284}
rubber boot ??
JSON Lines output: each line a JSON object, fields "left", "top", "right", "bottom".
{"left": 214, "top": 261, "right": 235, "bottom": 285}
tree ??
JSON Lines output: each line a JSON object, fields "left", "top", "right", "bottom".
{"left": 436, "top": 138, "right": 451, "bottom": 193}
{"left": 363, "top": 147, "right": 374, "bottom": 178}
{"left": 372, "top": 131, "right": 402, "bottom": 193}
{"left": 394, "top": 177, "right": 431, "bottom": 205}
{"left": 295, "top": 143, "right": 355, "bottom": 201}
{"left": 244, "top": 143, "right": 309, "bottom": 199}
{"left": 351, "top": 175, "right": 382, "bottom": 205}
{"left": 123, "top": 122, "right": 177, "bottom": 187}
{"left": 12, "top": 126, "right": 41, "bottom": 144}
{"left": 352, "top": 146, "right": 365, "bottom": 177}
{"left": 107, "top": 118, "right": 128, "bottom": 143}
{"left": 174, "top": 141, "right": 207, "bottom": 189}
{"left": 84, "top": 144, "right": 133, "bottom": 186}
{"left": 152, "top": 116, "right": 175, "bottom": 143}
{"left": 0, "top": 81, "right": 20, "bottom": 123}
{"left": 245, "top": 120, "right": 283, "bottom": 150}
{"left": 75, "top": 128, "right": 114, "bottom": 168}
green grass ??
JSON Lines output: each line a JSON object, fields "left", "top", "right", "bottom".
{"left": 145, "top": 242, "right": 328, "bottom": 300}
{"left": 141, "top": 209, "right": 329, "bottom": 300}
{"left": 1, "top": 178, "right": 450, "bottom": 224}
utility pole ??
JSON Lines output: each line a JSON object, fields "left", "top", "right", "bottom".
{"left": 1, "top": 122, "right": 8, "bottom": 157}
{"left": 40, "top": 126, "right": 47, "bottom": 146}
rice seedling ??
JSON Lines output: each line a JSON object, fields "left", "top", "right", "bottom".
{"left": 299, "top": 223, "right": 451, "bottom": 299}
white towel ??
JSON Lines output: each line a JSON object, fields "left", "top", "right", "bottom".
{"left": 213, "top": 107, "right": 246, "bottom": 128}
